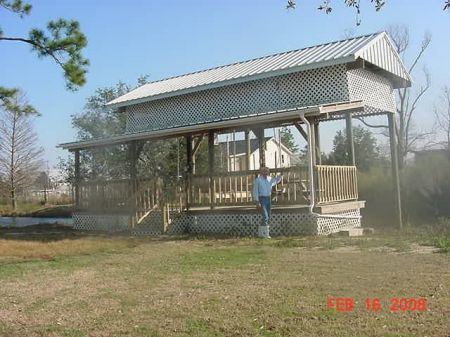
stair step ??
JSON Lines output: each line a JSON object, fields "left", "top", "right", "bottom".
{"left": 338, "top": 227, "right": 364, "bottom": 237}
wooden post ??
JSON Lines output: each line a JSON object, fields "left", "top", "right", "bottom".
{"left": 129, "top": 142, "right": 137, "bottom": 180}
{"left": 74, "top": 149, "right": 80, "bottom": 209}
{"left": 257, "top": 128, "right": 266, "bottom": 168}
{"left": 129, "top": 141, "right": 138, "bottom": 228}
{"left": 191, "top": 135, "right": 203, "bottom": 174}
{"left": 314, "top": 122, "right": 321, "bottom": 165}
{"left": 346, "top": 113, "right": 356, "bottom": 166}
{"left": 387, "top": 113, "right": 403, "bottom": 229}
{"left": 309, "top": 118, "right": 317, "bottom": 166}
{"left": 293, "top": 121, "right": 308, "bottom": 142}
{"left": 186, "top": 135, "right": 193, "bottom": 209}
{"left": 245, "top": 129, "right": 251, "bottom": 170}
{"left": 208, "top": 130, "right": 215, "bottom": 209}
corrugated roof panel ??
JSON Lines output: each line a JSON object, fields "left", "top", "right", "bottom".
{"left": 108, "top": 32, "right": 410, "bottom": 107}
{"left": 356, "top": 33, "right": 411, "bottom": 85}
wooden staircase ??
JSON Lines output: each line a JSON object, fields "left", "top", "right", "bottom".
{"left": 128, "top": 178, "right": 185, "bottom": 235}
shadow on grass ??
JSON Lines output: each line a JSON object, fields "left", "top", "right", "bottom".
{"left": 0, "top": 223, "right": 88, "bottom": 242}
{"left": 2, "top": 222, "right": 449, "bottom": 254}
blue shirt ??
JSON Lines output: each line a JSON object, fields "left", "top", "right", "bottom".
{"left": 252, "top": 175, "right": 282, "bottom": 203}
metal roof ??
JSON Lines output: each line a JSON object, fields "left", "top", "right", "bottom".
{"left": 107, "top": 32, "right": 410, "bottom": 108}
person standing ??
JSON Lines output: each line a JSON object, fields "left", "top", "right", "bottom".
{"left": 252, "top": 166, "right": 282, "bottom": 238}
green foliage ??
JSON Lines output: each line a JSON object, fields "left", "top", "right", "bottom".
{"left": 0, "top": 0, "right": 31, "bottom": 18}
{"left": 28, "top": 19, "right": 88, "bottom": 90}
{"left": 280, "top": 127, "right": 299, "bottom": 153}
{"left": 60, "top": 76, "right": 188, "bottom": 191}
{"left": 0, "top": 0, "right": 88, "bottom": 94}
{"left": 325, "top": 126, "right": 382, "bottom": 171}
{"left": 434, "top": 237, "right": 450, "bottom": 253}
{"left": 0, "top": 87, "right": 37, "bottom": 115}
{"left": 358, "top": 155, "right": 450, "bottom": 227}
{"left": 62, "top": 78, "right": 146, "bottom": 181}
{"left": 357, "top": 168, "right": 394, "bottom": 226}
{"left": 403, "top": 156, "right": 450, "bottom": 221}
{"left": 71, "top": 82, "right": 132, "bottom": 140}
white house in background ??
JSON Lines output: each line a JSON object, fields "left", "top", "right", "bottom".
{"left": 218, "top": 136, "right": 294, "bottom": 171}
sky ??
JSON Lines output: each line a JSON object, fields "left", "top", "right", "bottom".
{"left": 1, "top": 0, "right": 449, "bottom": 170}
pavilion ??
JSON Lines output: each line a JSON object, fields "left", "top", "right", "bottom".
{"left": 59, "top": 32, "right": 409, "bottom": 236}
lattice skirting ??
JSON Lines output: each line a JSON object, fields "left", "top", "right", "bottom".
{"left": 72, "top": 209, "right": 361, "bottom": 236}
{"left": 164, "top": 209, "right": 361, "bottom": 236}
{"left": 316, "top": 209, "right": 361, "bottom": 235}
{"left": 73, "top": 213, "right": 130, "bottom": 232}
{"left": 178, "top": 212, "right": 317, "bottom": 236}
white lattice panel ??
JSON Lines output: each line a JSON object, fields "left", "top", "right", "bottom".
{"left": 125, "top": 65, "right": 349, "bottom": 133}
{"left": 316, "top": 209, "right": 361, "bottom": 235}
{"left": 73, "top": 213, "right": 130, "bottom": 232}
{"left": 183, "top": 211, "right": 317, "bottom": 236}
{"left": 73, "top": 209, "right": 361, "bottom": 236}
{"left": 347, "top": 68, "right": 396, "bottom": 115}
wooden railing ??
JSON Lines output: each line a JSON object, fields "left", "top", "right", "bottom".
{"left": 77, "top": 177, "right": 185, "bottom": 227}
{"left": 77, "top": 177, "right": 161, "bottom": 216}
{"left": 78, "top": 179, "right": 131, "bottom": 212}
{"left": 189, "top": 166, "right": 310, "bottom": 207}
{"left": 76, "top": 165, "right": 358, "bottom": 217}
{"left": 315, "top": 165, "right": 358, "bottom": 204}
{"left": 131, "top": 178, "right": 161, "bottom": 225}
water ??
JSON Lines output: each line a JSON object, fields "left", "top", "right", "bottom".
{"left": 0, "top": 217, "right": 73, "bottom": 228}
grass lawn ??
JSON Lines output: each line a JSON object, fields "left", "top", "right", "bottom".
{"left": 0, "top": 228, "right": 449, "bottom": 337}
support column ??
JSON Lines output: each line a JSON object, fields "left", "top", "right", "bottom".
{"left": 191, "top": 135, "right": 204, "bottom": 174}
{"left": 129, "top": 141, "right": 137, "bottom": 180}
{"left": 208, "top": 130, "right": 215, "bottom": 209}
{"left": 387, "top": 113, "right": 403, "bottom": 229}
{"left": 346, "top": 113, "right": 356, "bottom": 166}
{"left": 245, "top": 130, "right": 251, "bottom": 170}
{"left": 314, "top": 122, "right": 321, "bottom": 165}
{"left": 257, "top": 128, "right": 266, "bottom": 168}
{"left": 186, "top": 135, "right": 193, "bottom": 209}
{"left": 74, "top": 149, "right": 80, "bottom": 209}
{"left": 309, "top": 118, "right": 317, "bottom": 166}
{"left": 129, "top": 141, "right": 138, "bottom": 228}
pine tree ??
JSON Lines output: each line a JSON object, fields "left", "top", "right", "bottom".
{"left": 326, "top": 126, "right": 382, "bottom": 171}
{"left": 0, "top": 0, "right": 88, "bottom": 110}
{"left": 280, "top": 127, "right": 299, "bottom": 153}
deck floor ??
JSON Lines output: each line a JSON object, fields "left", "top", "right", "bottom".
{"left": 187, "top": 200, "right": 364, "bottom": 214}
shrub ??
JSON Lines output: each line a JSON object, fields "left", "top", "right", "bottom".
{"left": 358, "top": 167, "right": 395, "bottom": 227}
{"left": 404, "top": 157, "right": 450, "bottom": 222}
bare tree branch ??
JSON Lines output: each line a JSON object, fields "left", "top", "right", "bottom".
{"left": 387, "top": 25, "right": 432, "bottom": 168}
{"left": 355, "top": 117, "right": 388, "bottom": 129}
{"left": 0, "top": 89, "right": 43, "bottom": 209}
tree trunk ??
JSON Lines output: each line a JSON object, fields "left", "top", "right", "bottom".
{"left": 10, "top": 112, "right": 17, "bottom": 211}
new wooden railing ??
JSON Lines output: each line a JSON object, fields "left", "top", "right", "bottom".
{"left": 75, "top": 165, "right": 358, "bottom": 217}
{"left": 315, "top": 165, "right": 358, "bottom": 204}
{"left": 189, "top": 166, "right": 310, "bottom": 207}
{"left": 77, "top": 177, "right": 185, "bottom": 227}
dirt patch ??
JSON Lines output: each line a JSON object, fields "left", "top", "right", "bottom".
{"left": 410, "top": 243, "right": 441, "bottom": 254}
